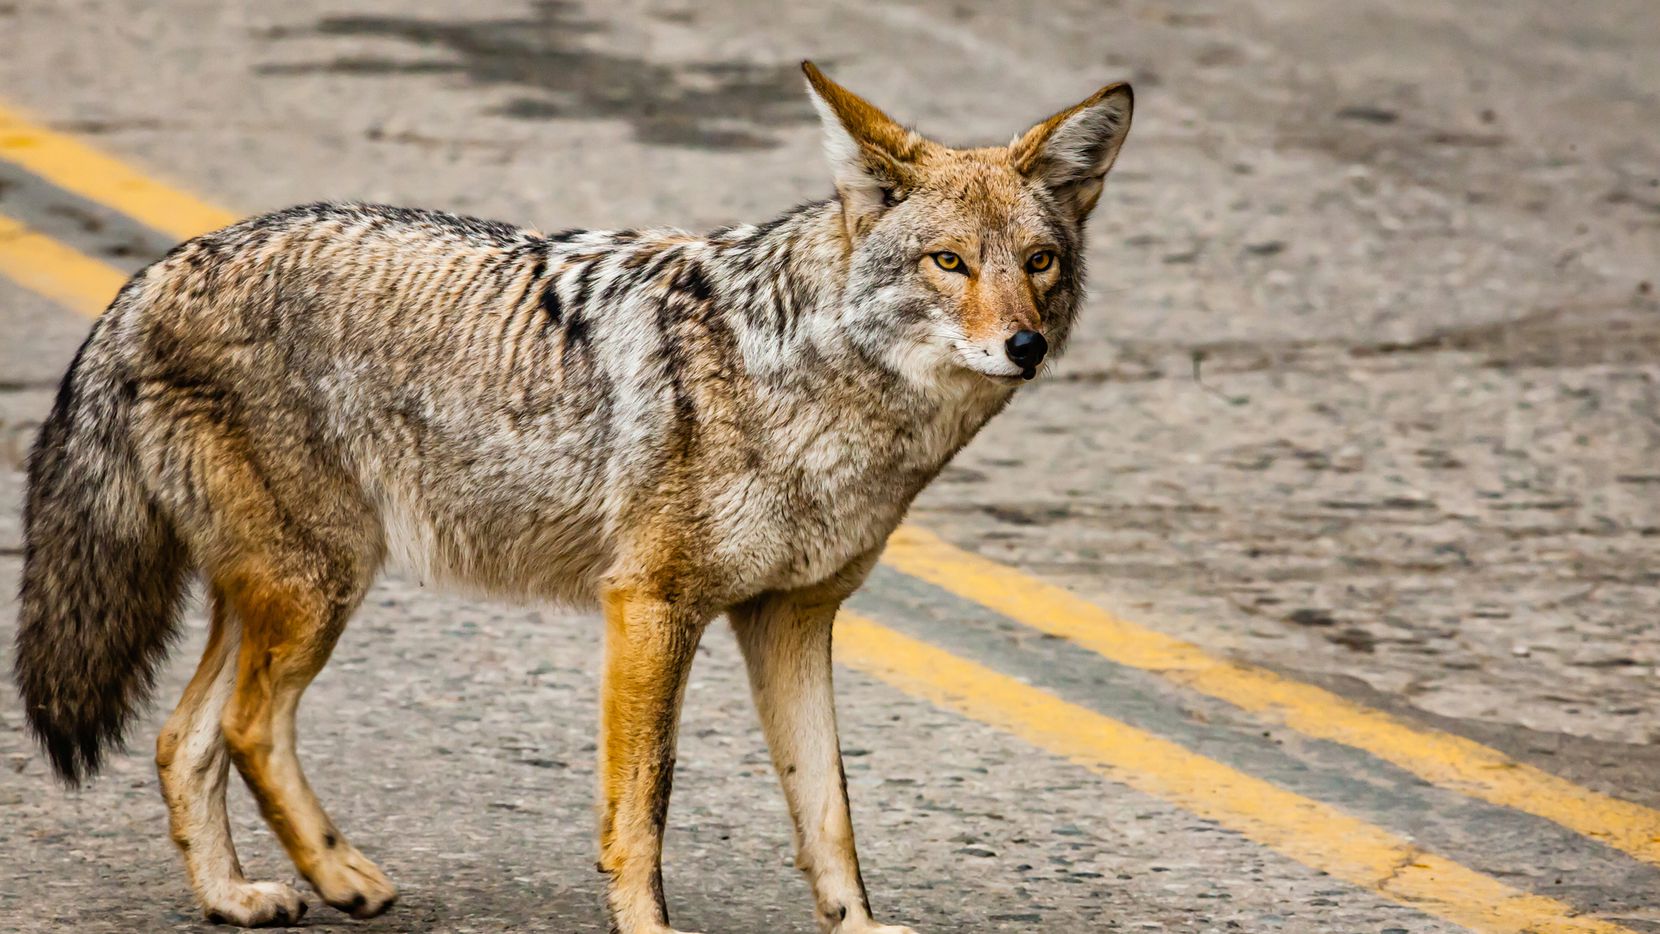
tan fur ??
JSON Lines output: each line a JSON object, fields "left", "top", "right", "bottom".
{"left": 729, "top": 548, "right": 893, "bottom": 933}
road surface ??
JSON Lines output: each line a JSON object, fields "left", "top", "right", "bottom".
{"left": 2, "top": 1, "right": 1658, "bottom": 931}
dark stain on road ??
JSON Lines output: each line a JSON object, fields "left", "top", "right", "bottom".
{"left": 1353, "top": 299, "right": 1660, "bottom": 369}
{"left": 1057, "top": 292, "right": 1660, "bottom": 388}
{"left": 256, "top": 1, "right": 813, "bottom": 151}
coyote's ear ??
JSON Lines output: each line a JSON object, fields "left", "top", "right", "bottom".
{"left": 1011, "top": 83, "right": 1133, "bottom": 221}
{"left": 802, "top": 61, "right": 933, "bottom": 239}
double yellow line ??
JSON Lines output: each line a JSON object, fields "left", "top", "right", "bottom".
{"left": 840, "top": 617, "right": 1634, "bottom": 934}
{"left": 0, "top": 213, "right": 128, "bottom": 313}
{"left": 2, "top": 98, "right": 1651, "bottom": 933}
{"left": 884, "top": 525, "right": 1660, "bottom": 868}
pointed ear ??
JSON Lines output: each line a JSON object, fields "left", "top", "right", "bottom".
{"left": 1010, "top": 83, "right": 1133, "bottom": 221}
{"left": 802, "top": 61, "right": 934, "bottom": 239}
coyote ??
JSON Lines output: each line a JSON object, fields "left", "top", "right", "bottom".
{"left": 14, "top": 63, "right": 1130, "bottom": 932}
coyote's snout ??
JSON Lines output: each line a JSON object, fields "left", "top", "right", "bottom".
{"left": 14, "top": 62, "right": 1131, "bottom": 932}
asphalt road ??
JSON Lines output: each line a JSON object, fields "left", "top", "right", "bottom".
{"left": 2, "top": 1, "right": 1658, "bottom": 932}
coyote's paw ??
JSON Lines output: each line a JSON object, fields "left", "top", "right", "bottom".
{"left": 202, "top": 880, "right": 308, "bottom": 927}
{"left": 308, "top": 844, "right": 398, "bottom": 919}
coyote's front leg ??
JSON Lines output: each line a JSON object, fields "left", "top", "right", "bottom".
{"left": 597, "top": 583, "right": 712, "bottom": 934}
{"left": 730, "top": 582, "right": 918, "bottom": 934}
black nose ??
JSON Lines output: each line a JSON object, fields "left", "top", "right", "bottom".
{"left": 1005, "top": 330, "right": 1048, "bottom": 378}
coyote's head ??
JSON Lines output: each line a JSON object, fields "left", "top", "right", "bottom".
{"left": 803, "top": 62, "right": 1132, "bottom": 386}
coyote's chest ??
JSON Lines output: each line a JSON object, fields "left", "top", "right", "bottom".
{"left": 706, "top": 382, "right": 1004, "bottom": 596}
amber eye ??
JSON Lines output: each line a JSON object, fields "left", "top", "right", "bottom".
{"left": 932, "top": 251, "right": 966, "bottom": 273}
{"left": 1026, "top": 251, "right": 1056, "bottom": 273}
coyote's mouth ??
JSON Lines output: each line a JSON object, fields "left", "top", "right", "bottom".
{"left": 950, "top": 340, "right": 1028, "bottom": 383}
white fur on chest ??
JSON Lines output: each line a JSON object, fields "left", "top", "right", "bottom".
{"left": 711, "top": 379, "right": 1004, "bottom": 596}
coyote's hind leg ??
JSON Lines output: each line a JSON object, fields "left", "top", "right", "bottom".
{"left": 156, "top": 586, "right": 307, "bottom": 927}
{"left": 216, "top": 563, "right": 396, "bottom": 921}
{"left": 139, "top": 384, "right": 391, "bottom": 923}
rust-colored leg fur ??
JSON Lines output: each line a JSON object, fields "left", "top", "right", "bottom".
{"left": 217, "top": 565, "right": 395, "bottom": 920}
{"left": 597, "top": 585, "right": 712, "bottom": 934}
{"left": 139, "top": 405, "right": 388, "bottom": 925}
{"left": 156, "top": 587, "right": 307, "bottom": 926}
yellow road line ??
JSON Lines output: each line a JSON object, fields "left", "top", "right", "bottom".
{"left": 0, "top": 213, "right": 127, "bottom": 315}
{"left": 835, "top": 613, "right": 1636, "bottom": 934}
{"left": 883, "top": 523, "right": 1660, "bottom": 868}
{"left": 0, "top": 100, "right": 236, "bottom": 242}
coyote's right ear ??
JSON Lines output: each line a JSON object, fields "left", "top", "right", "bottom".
{"left": 802, "top": 62, "right": 934, "bottom": 240}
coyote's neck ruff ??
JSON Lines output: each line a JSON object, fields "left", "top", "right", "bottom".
{"left": 17, "top": 63, "right": 1131, "bottom": 933}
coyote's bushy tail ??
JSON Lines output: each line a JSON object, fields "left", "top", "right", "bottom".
{"left": 14, "top": 318, "right": 189, "bottom": 785}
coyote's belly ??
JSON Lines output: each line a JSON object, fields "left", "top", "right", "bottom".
{"left": 367, "top": 461, "right": 617, "bottom": 606}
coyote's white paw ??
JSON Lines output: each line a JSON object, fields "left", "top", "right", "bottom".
{"left": 201, "top": 880, "right": 308, "bottom": 927}
{"left": 837, "top": 922, "right": 918, "bottom": 934}
{"left": 308, "top": 844, "right": 398, "bottom": 918}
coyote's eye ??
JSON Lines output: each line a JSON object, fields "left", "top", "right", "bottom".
{"left": 1026, "top": 251, "right": 1056, "bottom": 273}
{"left": 931, "top": 251, "right": 966, "bottom": 274}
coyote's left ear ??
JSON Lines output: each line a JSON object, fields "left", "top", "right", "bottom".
{"left": 1011, "top": 83, "right": 1133, "bottom": 221}
{"left": 802, "top": 61, "right": 935, "bottom": 240}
